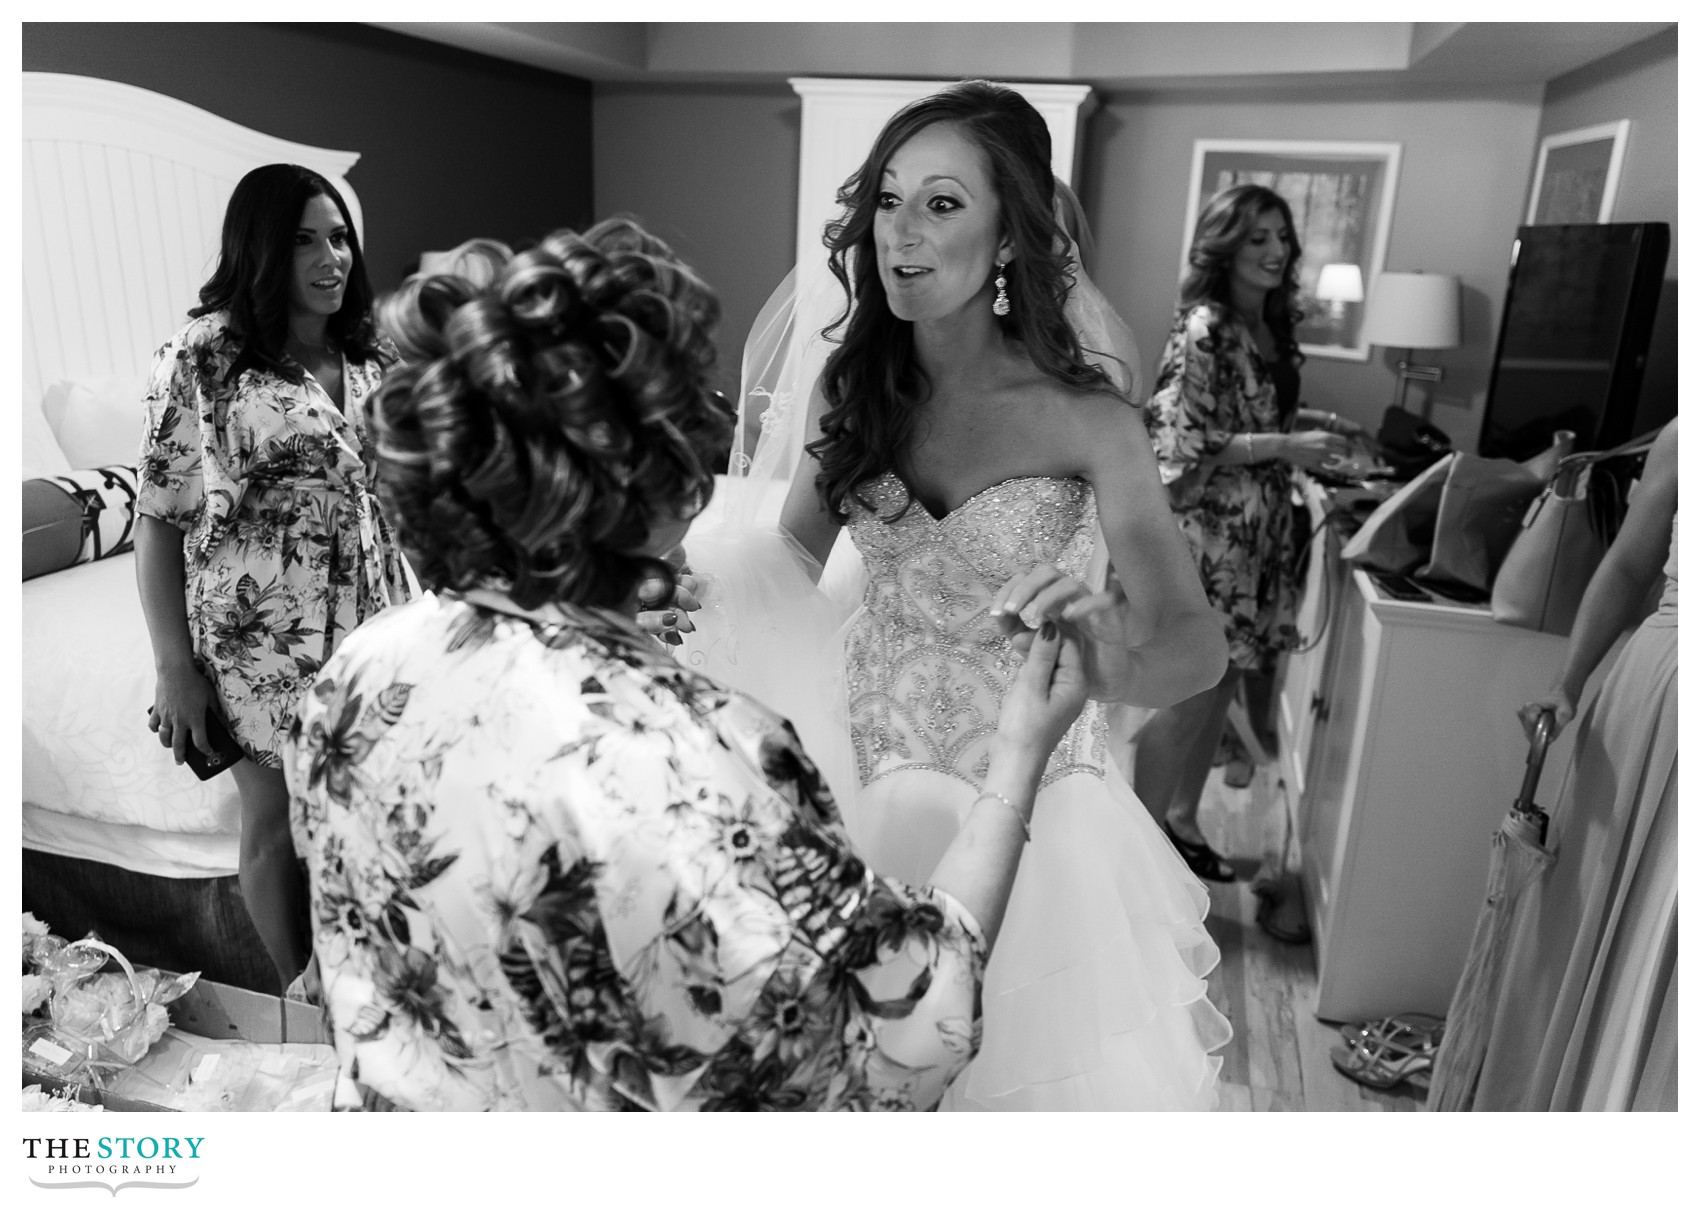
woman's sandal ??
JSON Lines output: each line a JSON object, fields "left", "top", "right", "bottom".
{"left": 1330, "top": 1037, "right": 1435, "bottom": 1093}
{"left": 1338, "top": 1012, "right": 1444, "bottom": 1056}
{"left": 1163, "top": 824, "right": 1238, "bottom": 883}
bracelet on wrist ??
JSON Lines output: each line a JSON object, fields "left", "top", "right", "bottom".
{"left": 972, "top": 791, "right": 1030, "bottom": 842}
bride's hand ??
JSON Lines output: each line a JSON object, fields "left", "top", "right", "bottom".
{"left": 990, "top": 563, "right": 1122, "bottom": 640}
{"left": 993, "top": 564, "right": 1135, "bottom": 700}
{"left": 635, "top": 547, "right": 701, "bottom": 646}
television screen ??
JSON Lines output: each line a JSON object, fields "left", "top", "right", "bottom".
{"left": 1478, "top": 224, "right": 1667, "bottom": 461}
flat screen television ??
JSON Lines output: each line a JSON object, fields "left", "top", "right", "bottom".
{"left": 1477, "top": 223, "right": 1668, "bottom": 461}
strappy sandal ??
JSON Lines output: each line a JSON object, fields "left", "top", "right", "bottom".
{"left": 1330, "top": 1030, "right": 1440, "bottom": 1093}
{"left": 1163, "top": 824, "right": 1238, "bottom": 883}
{"left": 1338, "top": 1012, "right": 1444, "bottom": 1055}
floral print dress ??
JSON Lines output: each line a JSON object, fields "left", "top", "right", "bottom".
{"left": 1145, "top": 301, "right": 1301, "bottom": 669}
{"left": 137, "top": 312, "right": 411, "bottom": 767}
{"left": 284, "top": 592, "right": 988, "bottom": 1112}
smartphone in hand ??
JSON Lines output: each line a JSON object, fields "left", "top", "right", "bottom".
{"left": 183, "top": 708, "right": 246, "bottom": 781}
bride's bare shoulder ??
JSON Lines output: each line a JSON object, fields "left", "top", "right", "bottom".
{"left": 1019, "top": 374, "right": 1142, "bottom": 433}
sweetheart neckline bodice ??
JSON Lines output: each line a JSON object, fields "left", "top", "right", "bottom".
{"left": 842, "top": 470, "right": 1108, "bottom": 791}
{"left": 868, "top": 470, "right": 1091, "bottom": 524}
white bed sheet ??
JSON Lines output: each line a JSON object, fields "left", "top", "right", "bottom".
{"left": 22, "top": 553, "right": 243, "bottom": 852}
{"left": 23, "top": 803, "right": 239, "bottom": 879}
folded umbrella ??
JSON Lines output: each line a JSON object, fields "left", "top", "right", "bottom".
{"left": 1426, "top": 712, "right": 1558, "bottom": 1111}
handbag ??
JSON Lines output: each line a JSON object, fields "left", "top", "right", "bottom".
{"left": 1374, "top": 406, "right": 1454, "bottom": 480}
{"left": 1339, "top": 453, "right": 1453, "bottom": 576}
{"left": 1490, "top": 432, "right": 1659, "bottom": 635}
{"left": 1415, "top": 453, "right": 1548, "bottom": 597}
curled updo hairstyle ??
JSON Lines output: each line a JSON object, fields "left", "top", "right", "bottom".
{"left": 810, "top": 80, "right": 1117, "bottom": 522}
{"left": 191, "top": 164, "right": 384, "bottom": 378}
{"left": 418, "top": 237, "right": 513, "bottom": 287}
{"left": 368, "top": 217, "right": 732, "bottom": 612}
{"left": 1180, "top": 184, "right": 1306, "bottom": 366}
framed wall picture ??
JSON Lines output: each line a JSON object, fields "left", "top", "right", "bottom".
{"left": 1182, "top": 139, "right": 1402, "bottom": 361}
{"left": 1526, "top": 120, "right": 1631, "bottom": 225}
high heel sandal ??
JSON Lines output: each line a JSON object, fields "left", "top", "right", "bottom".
{"left": 1337, "top": 1012, "right": 1444, "bottom": 1055}
{"left": 1330, "top": 1021, "right": 1443, "bottom": 1093}
{"left": 1163, "top": 824, "right": 1238, "bottom": 883}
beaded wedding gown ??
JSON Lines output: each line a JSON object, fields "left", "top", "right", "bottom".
{"left": 685, "top": 468, "right": 1230, "bottom": 1111}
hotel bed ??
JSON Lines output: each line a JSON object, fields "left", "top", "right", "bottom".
{"left": 21, "top": 72, "right": 367, "bottom": 991}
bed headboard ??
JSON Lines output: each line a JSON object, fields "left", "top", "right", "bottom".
{"left": 22, "top": 72, "right": 365, "bottom": 410}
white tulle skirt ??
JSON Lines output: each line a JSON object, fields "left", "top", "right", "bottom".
{"left": 860, "top": 765, "right": 1228, "bottom": 1111}
{"left": 682, "top": 492, "right": 1229, "bottom": 1111}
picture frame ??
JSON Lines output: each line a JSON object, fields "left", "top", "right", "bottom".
{"left": 1182, "top": 139, "right": 1402, "bottom": 362}
{"left": 1526, "top": 120, "right": 1630, "bottom": 225}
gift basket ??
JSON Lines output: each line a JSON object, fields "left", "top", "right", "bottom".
{"left": 21, "top": 914, "right": 338, "bottom": 1112}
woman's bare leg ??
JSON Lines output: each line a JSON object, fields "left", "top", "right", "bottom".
{"left": 1133, "top": 667, "right": 1243, "bottom": 842}
{"left": 230, "top": 759, "right": 308, "bottom": 991}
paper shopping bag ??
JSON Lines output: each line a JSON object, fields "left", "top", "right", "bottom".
{"left": 1339, "top": 453, "right": 1454, "bottom": 576}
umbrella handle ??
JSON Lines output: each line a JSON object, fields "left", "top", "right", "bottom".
{"left": 1515, "top": 709, "right": 1555, "bottom": 811}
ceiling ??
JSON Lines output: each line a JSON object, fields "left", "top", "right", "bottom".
{"left": 371, "top": 21, "right": 1673, "bottom": 92}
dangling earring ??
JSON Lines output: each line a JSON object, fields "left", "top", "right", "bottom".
{"left": 992, "top": 262, "right": 1011, "bottom": 317}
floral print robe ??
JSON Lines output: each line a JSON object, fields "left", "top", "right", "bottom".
{"left": 283, "top": 593, "right": 988, "bottom": 1112}
{"left": 136, "top": 313, "right": 411, "bottom": 766}
{"left": 1145, "top": 302, "right": 1300, "bottom": 668}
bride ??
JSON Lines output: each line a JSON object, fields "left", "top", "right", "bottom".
{"left": 684, "top": 80, "right": 1231, "bottom": 1110}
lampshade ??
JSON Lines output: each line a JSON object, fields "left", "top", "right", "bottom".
{"left": 1315, "top": 262, "right": 1365, "bottom": 303}
{"left": 1362, "top": 271, "right": 1462, "bottom": 350}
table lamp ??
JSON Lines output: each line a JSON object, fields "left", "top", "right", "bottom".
{"left": 1314, "top": 263, "right": 1364, "bottom": 320}
{"left": 1362, "top": 271, "right": 1462, "bottom": 420}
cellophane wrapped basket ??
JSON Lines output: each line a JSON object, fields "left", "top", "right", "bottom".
{"left": 22, "top": 916, "right": 199, "bottom": 1091}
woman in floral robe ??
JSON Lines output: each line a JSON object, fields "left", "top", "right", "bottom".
{"left": 1134, "top": 185, "right": 1362, "bottom": 882}
{"left": 135, "top": 165, "right": 409, "bottom": 992}
{"left": 283, "top": 219, "right": 1088, "bottom": 1111}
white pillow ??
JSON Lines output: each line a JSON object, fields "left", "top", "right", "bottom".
{"left": 23, "top": 388, "right": 74, "bottom": 480}
{"left": 42, "top": 374, "right": 150, "bottom": 470}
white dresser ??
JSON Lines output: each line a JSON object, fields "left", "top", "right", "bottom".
{"left": 1278, "top": 493, "right": 1604, "bottom": 1023}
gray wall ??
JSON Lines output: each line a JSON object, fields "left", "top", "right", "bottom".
{"left": 1534, "top": 27, "right": 1678, "bottom": 437}
{"left": 1084, "top": 83, "right": 1545, "bottom": 452}
{"left": 594, "top": 84, "right": 801, "bottom": 397}
{"left": 24, "top": 22, "right": 596, "bottom": 293}
{"left": 592, "top": 77, "right": 1561, "bottom": 452}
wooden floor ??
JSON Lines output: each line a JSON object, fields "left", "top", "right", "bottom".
{"left": 1193, "top": 765, "right": 1426, "bottom": 1113}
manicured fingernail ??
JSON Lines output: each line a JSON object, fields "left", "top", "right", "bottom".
{"left": 1040, "top": 622, "right": 1057, "bottom": 641}
{"left": 662, "top": 611, "right": 677, "bottom": 627}
{"left": 988, "top": 602, "right": 1009, "bottom": 616}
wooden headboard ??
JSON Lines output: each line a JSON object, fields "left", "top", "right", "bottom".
{"left": 22, "top": 72, "right": 366, "bottom": 408}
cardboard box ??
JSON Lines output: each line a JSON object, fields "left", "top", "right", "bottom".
{"left": 168, "top": 976, "right": 328, "bottom": 1046}
{"left": 22, "top": 976, "right": 328, "bottom": 1112}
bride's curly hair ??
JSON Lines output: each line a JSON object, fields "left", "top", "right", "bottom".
{"left": 368, "top": 217, "right": 732, "bottom": 612}
{"left": 809, "top": 80, "right": 1116, "bottom": 522}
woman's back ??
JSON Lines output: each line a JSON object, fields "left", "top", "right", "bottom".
{"left": 286, "top": 592, "right": 990, "bottom": 1112}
